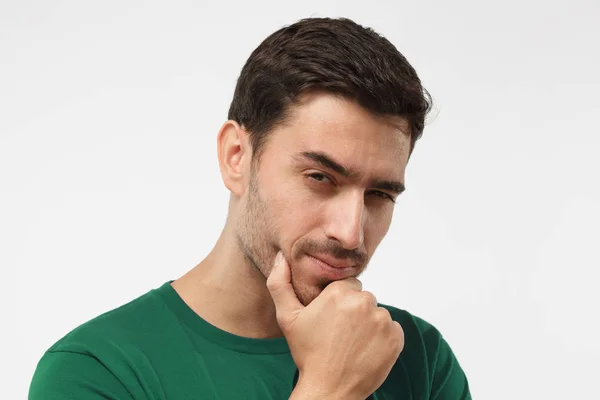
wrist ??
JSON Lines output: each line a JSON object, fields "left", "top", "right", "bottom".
{"left": 289, "top": 376, "right": 362, "bottom": 400}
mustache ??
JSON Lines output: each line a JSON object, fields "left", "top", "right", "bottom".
{"left": 301, "top": 240, "right": 367, "bottom": 266}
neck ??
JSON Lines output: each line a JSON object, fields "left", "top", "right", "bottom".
{"left": 171, "top": 222, "right": 282, "bottom": 339}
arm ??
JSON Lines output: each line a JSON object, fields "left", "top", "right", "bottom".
{"left": 289, "top": 379, "right": 365, "bottom": 400}
{"left": 430, "top": 337, "right": 471, "bottom": 400}
{"left": 29, "top": 350, "right": 135, "bottom": 400}
{"left": 288, "top": 368, "right": 374, "bottom": 400}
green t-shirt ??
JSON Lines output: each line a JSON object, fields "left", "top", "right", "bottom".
{"left": 29, "top": 281, "right": 471, "bottom": 399}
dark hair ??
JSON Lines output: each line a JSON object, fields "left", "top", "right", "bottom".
{"left": 227, "top": 17, "right": 431, "bottom": 162}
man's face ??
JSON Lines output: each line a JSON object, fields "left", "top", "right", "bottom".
{"left": 236, "top": 92, "right": 411, "bottom": 306}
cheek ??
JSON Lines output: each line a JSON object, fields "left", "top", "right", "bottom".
{"left": 281, "top": 199, "right": 318, "bottom": 234}
{"left": 364, "top": 210, "right": 394, "bottom": 249}
{"left": 270, "top": 190, "right": 323, "bottom": 246}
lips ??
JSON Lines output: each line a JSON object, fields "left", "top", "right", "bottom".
{"left": 309, "top": 253, "right": 354, "bottom": 269}
{"left": 307, "top": 254, "right": 356, "bottom": 281}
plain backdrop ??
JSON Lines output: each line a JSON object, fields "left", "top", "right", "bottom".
{"left": 2, "top": 1, "right": 599, "bottom": 399}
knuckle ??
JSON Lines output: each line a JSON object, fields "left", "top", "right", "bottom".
{"left": 392, "top": 322, "right": 405, "bottom": 350}
{"left": 266, "top": 280, "right": 282, "bottom": 295}
{"left": 375, "top": 306, "right": 392, "bottom": 322}
{"left": 347, "top": 277, "right": 363, "bottom": 290}
{"left": 359, "top": 291, "right": 376, "bottom": 307}
{"left": 265, "top": 279, "right": 276, "bottom": 290}
{"left": 328, "top": 281, "right": 346, "bottom": 298}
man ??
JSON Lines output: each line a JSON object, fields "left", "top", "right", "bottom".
{"left": 30, "top": 17, "right": 471, "bottom": 399}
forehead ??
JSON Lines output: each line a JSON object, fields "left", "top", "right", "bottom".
{"left": 267, "top": 93, "right": 411, "bottom": 177}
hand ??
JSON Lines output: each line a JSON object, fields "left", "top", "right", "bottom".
{"left": 267, "top": 251, "right": 404, "bottom": 399}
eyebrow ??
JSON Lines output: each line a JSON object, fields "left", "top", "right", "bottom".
{"left": 296, "top": 151, "right": 406, "bottom": 195}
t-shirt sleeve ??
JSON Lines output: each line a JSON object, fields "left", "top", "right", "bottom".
{"left": 429, "top": 335, "right": 472, "bottom": 400}
{"left": 29, "top": 350, "right": 135, "bottom": 400}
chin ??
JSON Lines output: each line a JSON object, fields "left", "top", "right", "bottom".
{"left": 291, "top": 280, "right": 328, "bottom": 307}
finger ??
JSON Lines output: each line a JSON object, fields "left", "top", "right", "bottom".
{"left": 392, "top": 321, "right": 405, "bottom": 353}
{"left": 360, "top": 290, "right": 378, "bottom": 307}
{"left": 321, "top": 277, "right": 362, "bottom": 300}
{"left": 339, "top": 277, "right": 363, "bottom": 292}
{"left": 266, "top": 251, "right": 304, "bottom": 321}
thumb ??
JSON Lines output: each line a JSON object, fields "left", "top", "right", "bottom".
{"left": 266, "top": 251, "right": 304, "bottom": 323}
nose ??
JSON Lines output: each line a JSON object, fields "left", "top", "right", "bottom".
{"left": 324, "top": 191, "right": 365, "bottom": 250}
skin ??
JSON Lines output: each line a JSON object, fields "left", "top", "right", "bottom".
{"left": 172, "top": 91, "right": 411, "bottom": 339}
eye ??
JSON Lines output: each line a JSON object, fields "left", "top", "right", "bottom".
{"left": 367, "top": 190, "right": 396, "bottom": 203}
{"left": 307, "top": 172, "right": 333, "bottom": 184}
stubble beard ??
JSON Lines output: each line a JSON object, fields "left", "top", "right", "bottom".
{"left": 235, "top": 171, "right": 273, "bottom": 276}
{"left": 235, "top": 171, "right": 319, "bottom": 306}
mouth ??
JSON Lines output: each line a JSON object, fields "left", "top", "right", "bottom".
{"left": 308, "top": 253, "right": 354, "bottom": 269}
{"left": 306, "top": 254, "right": 356, "bottom": 281}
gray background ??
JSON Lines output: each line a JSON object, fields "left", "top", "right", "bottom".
{"left": 2, "top": 1, "right": 599, "bottom": 398}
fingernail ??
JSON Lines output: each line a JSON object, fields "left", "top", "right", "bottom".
{"left": 274, "top": 251, "right": 283, "bottom": 266}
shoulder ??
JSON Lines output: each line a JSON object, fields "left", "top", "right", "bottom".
{"left": 378, "top": 303, "right": 451, "bottom": 364}
{"left": 379, "top": 303, "right": 472, "bottom": 399}
{"left": 379, "top": 303, "right": 442, "bottom": 344}
{"left": 29, "top": 283, "right": 172, "bottom": 399}
{"left": 48, "top": 283, "right": 170, "bottom": 355}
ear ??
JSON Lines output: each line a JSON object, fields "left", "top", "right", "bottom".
{"left": 217, "top": 120, "right": 252, "bottom": 197}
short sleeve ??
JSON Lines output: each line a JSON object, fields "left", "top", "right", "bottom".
{"left": 430, "top": 336, "right": 471, "bottom": 400}
{"left": 29, "top": 350, "right": 135, "bottom": 400}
